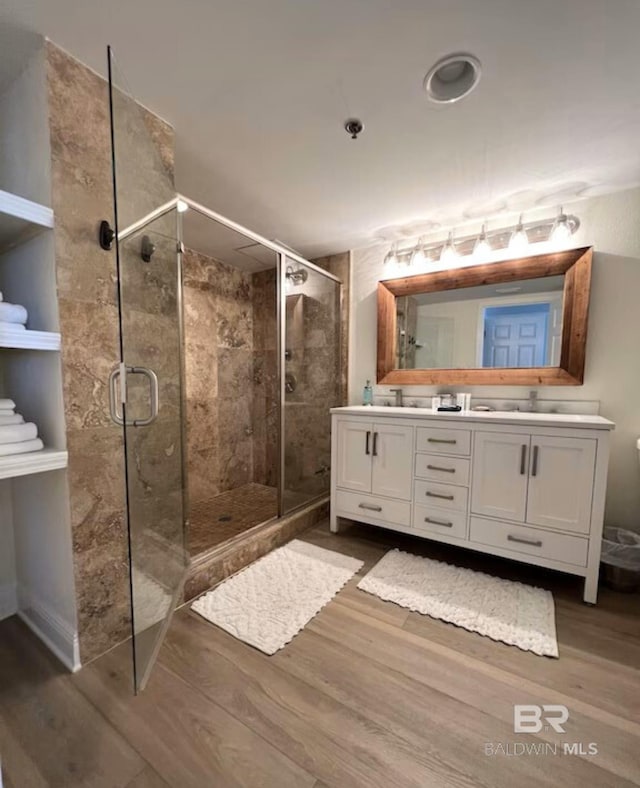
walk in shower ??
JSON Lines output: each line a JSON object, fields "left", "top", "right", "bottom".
{"left": 108, "top": 48, "right": 342, "bottom": 690}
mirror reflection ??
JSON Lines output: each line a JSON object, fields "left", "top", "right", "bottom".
{"left": 396, "top": 275, "right": 564, "bottom": 370}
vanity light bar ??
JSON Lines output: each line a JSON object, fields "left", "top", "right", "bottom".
{"left": 384, "top": 211, "right": 580, "bottom": 266}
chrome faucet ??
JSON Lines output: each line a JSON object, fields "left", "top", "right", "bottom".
{"left": 390, "top": 388, "right": 404, "bottom": 407}
{"left": 528, "top": 390, "right": 538, "bottom": 412}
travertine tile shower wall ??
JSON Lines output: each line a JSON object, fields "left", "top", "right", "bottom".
{"left": 47, "top": 42, "right": 176, "bottom": 662}
{"left": 183, "top": 250, "right": 278, "bottom": 510}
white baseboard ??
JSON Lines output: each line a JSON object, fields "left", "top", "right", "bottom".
{"left": 17, "top": 589, "right": 81, "bottom": 672}
{"left": 0, "top": 583, "right": 17, "bottom": 621}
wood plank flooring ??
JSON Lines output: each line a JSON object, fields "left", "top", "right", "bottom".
{"left": 1, "top": 519, "right": 639, "bottom": 787}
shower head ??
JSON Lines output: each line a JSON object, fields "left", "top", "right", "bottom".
{"left": 285, "top": 265, "right": 308, "bottom": 286}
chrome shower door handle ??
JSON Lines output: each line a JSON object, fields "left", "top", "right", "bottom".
{"left": 107, "top": 364, "right": 159, "bottom": 427}
{"left": 108, "top": 364, "right": 125, "bottom": 426}
{"left": 130, "top": 366, "right": 159, "bottom": 427}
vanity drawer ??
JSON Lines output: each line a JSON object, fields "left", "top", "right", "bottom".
{"left": 469, "top": 517, "right": 588, "bottom": 567}
{"left": 414, "top": 480, "right": 468, "bottom": 512}
{"left": 414, "top": 504, "right": 467, "bottom": 539}
{"left": 416, "top": 427, "right": 471, "bottom": 456}
{"left": 335, "top": 489, "right": 411, "bottom": 528}
{"left": 415, "top": 453, "right": 470, "bottom": 486}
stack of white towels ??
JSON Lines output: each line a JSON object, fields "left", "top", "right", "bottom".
{"left": 0, "top": 291, "right": 29, "bottom": 331}
{"left": 0, "top": 399, "right": 44, "bottom": 457}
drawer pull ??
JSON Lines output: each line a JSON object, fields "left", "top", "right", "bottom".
{"left": 426, "top": 491, "right": 455, "bottom": 501}
{"left": 428, "top": 438, "right": 457, "bottom": 444}
{"left": 425, "top": 516, "right": 453, "bottom": 528}
{"left": 427, "top": 464, "right": 456, "bottom": 473}
{"left": 359, "top": 503, "right": 382, "bottom": 512}
{"left": 365, "top": 431, "right": 371, "bottom": 456}
{"left": 520, "top": 444, "right": 527, "bottom": 475}
{"left": 508, "top": 534, "right": 542, "bottom": 548}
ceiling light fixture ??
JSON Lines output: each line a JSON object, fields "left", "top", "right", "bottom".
{"left": 508, "top": 214, "right": 529, "bottom": 253}
{"left": 550, "top": 207, "right": 572, "bottom": 244}
{"left": 176, "top": 199, "right": 189, "bottom": 213}
{"left": 424, "top": 53, "right": 482, "bottom": 104}
{"left": 440, "top": 231, "right": 459, "bottom": 264}
{"left": 473, "top": 223, "right": 492, "bottom": 259}
{"left": 384, "top": 242, "right": 400, "bottom": 266}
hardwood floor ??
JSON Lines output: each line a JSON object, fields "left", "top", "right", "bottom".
{"left": 1, "top": 519, "right": 639, "bottom": 787}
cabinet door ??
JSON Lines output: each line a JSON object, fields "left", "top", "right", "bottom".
{"left": 371, "top": 422, "right": 414, "bottom": 500}
{"left": 335, "top": 420, "right": 372, "bottom": 493}
{"left": 471, "top": 432, "right": 529, "bottom": 522}
{"left": 526, "top": 436, "right": 596, "bottom": 534}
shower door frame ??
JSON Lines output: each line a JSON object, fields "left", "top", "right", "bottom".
{"left": 118, "top": 194, "right": 343, "bottom": 522}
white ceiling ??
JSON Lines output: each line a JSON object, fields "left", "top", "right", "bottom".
{"left": 1, "top": 0, "right": 640, "bottom": 258}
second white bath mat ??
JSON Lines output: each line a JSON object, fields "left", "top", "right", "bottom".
{"left": 358, "top": 549, "right": 558, "bottom": 657}
{"left": 192, "top": 540, "right": 363, "bottom": 654}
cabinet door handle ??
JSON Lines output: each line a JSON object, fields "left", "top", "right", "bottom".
{"left": 508, "top": 534, "right": 543, "bottom": 547}
{"left": 531, "top": 445, "right": 539, "bottom": 477}
{"left": 359, "top": 503, "right": 382, "bottom": 512}
{"left": 426, "top": 491, "right": 455, "bottom": 501}
{"left": 520, "top": 444, "right": 527, "bottom": 475}
{"left": 428, "top": 438, "right": 457, "bottom": 444}
{"left": 425, "top": 517, "right": 453, "bottom": 528}
{"left": 365, "top": 431, "right": 371, "bottom": 455}
{"left": 372, "top": 432, "right": 378, "bottom": 457}
{"left": 427, "top": 464, "right": 456, "bottom": 473}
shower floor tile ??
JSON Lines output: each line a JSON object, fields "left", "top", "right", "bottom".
{"left": 189, "top": 483, "right": 278, "bottom": 556}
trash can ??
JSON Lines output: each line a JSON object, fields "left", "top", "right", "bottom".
{"left": 601, "top": 527, "right": 640, "bottom": 592}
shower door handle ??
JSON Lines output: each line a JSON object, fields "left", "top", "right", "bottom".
{"left": 108, "top": 364, "right": 159, "bottom": 427}
{"left": 108, "top": 364, "right": 125, "bottom": 426}
{"left": 130, "top": 366, "right": 159, "bottom": 427}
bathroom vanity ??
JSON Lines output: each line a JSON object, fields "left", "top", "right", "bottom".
{"left": 330, "top": 406, "right": 614, "bottom": 603}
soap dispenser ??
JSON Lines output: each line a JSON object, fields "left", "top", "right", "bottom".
{"left": 363, "top": 380, "right": 373, "bottom": 406}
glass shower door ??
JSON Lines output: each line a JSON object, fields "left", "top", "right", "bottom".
{"left": 281, "top": 257, "right": 342, "bottom": 513}
{"left": 107, "top": 48, "right": 188, "bottom": 692}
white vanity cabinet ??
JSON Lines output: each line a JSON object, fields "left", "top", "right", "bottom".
{"left": 330, "top": 407, "right": 614, "bottom": 603}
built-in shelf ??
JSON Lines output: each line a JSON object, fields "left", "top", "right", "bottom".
{"left": 0, "top": 189, "right": 54, "bottom": 252}
{"left": 0, "top": 327, "right": 60, "bottom": 350}
{"left": 0, "top": 448, "right": 67, "bottom": 481}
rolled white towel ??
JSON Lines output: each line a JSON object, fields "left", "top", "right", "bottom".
{"left": 0, "top": 414, "right": 24, "bottom": 425}
{"left": 0, "top": 438, "right": 43, "bottom": 457}
{"left": 0, "top": 303, "right": 28, "bottom": 325}
{"left": 0, "top": 400, "right": 15, "bottom": 410}
{"left": 0, "top": 422, "right": 38, "bottom": 444}
{"left": 0, "top": 322, "right": 26, "bottom": 331}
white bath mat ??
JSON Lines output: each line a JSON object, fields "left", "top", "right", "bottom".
{"left": 358, "top": 549, "right": 558, "bottom": 657}
{"left": 192, "top": 540, "right": 363, "bottom": 654}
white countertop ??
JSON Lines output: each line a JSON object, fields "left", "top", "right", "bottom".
{"left": 331, "top": 405, "right": 615, "bottom": 430}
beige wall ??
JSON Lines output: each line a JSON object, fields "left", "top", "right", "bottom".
{"left": 349, "top": 187, "right": 640, "bottom": 532}
{"left": 182, "top": 251, "right": 279, "bottom": 512}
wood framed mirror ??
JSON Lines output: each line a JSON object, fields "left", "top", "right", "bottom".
{"left": 377, "top": 246, "right": 592, "bottom": 386}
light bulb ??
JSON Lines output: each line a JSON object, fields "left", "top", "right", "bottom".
{"left": 410, "top": 238, "right": 427, "bottom": 266}
{"left": 440, "top": 232, "right": 459, "bottom": 264}
{"left": 508, "top": 215, "right": 529, "bottom": 253}
{"left": 550, "top": 208, "right": 571, "bottom": 244}
{"left": 473, "top": 223, "right": 492, "bottom": 259}
{"left": 384, "top": 243, "right": 399, "bottom": 266}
